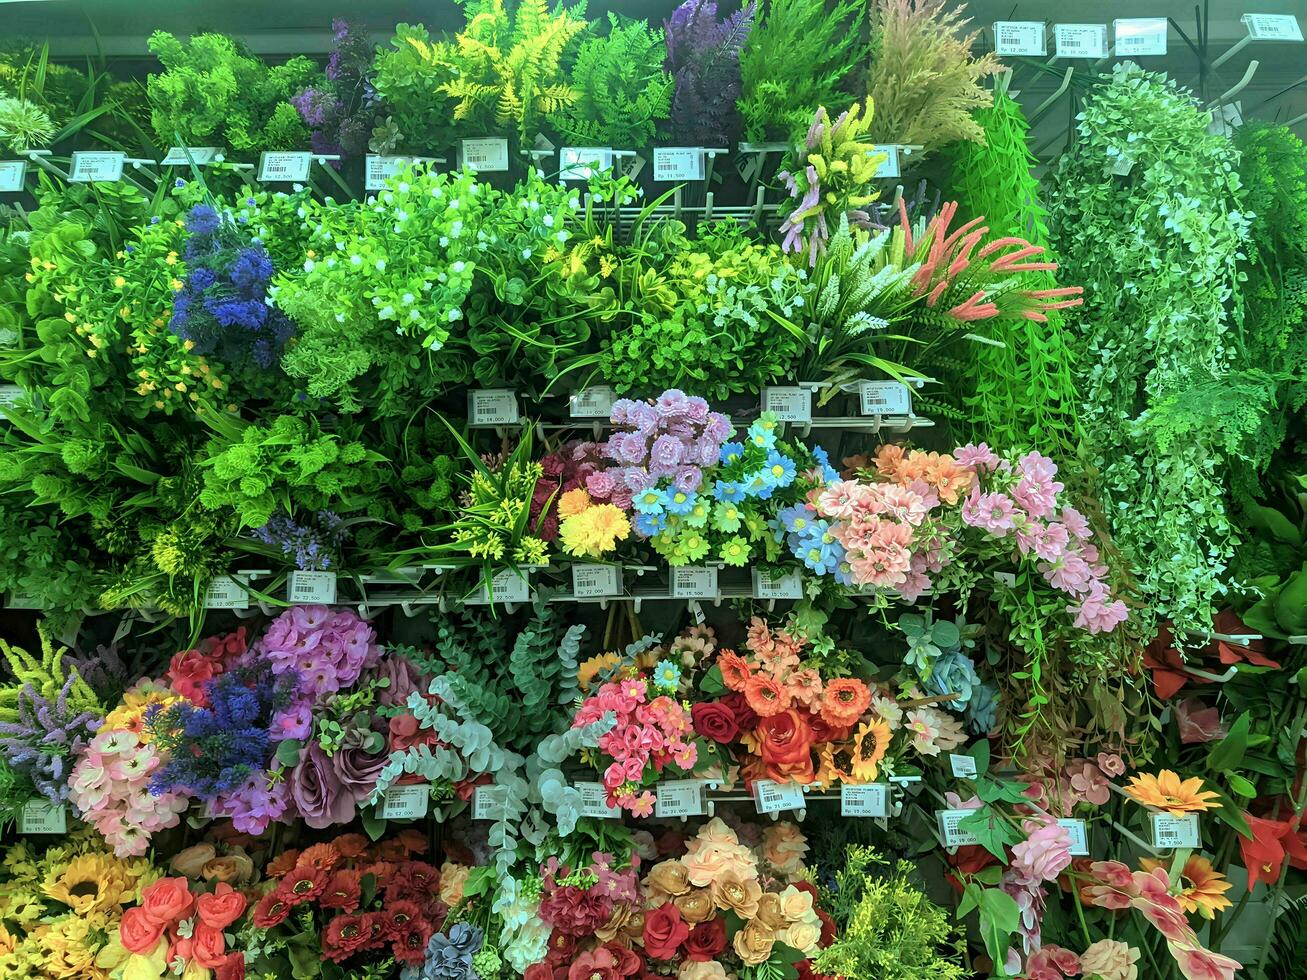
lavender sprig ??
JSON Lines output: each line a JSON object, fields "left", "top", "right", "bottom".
{"left": 664, "top": 0, "right": 755, "bottom": 146}
{"left": 0, "top": 675, "right": 100, "bottom": 805}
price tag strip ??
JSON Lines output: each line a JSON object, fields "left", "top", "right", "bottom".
{"left": 872, "top": 145, "right": 900, "bottom": 179}
{"left": 572, "top": 563, "right": 622, "bottom": 599}
{"left": 1054, "top": 24, "right": 1109, "bottom": 58}
{"left": 473, "top": 568, "right": 531, "bottom": 605}
{"left": 1151, "top": 812, "right": 1200, "bottom": 849}
{"left": 752, "top": 779, "right": 806, "bottom": 815}
{"left": 0, "top": 385, "right": 24, "bottom": 420}
{"left": 569, "top": 386, "right": 616, "bottom": 419}
{"left": 1058, "top": 818, "right": 1090, "bottom": 857}
{"left": 671, "top": 565, "right": 719, "bottom": 599}
{"left": 841, "top": 783, "right": 889, "bottom": 818}
{"left": 937, "top": 808, "right": 982, "bottom": 847}
{"left": 468, "top": 389, "right": 520, "bottom": 426}
{"left": 652, "top": 147, "right": 707, "bottom": 181}
{"left": 1242, "top": 13, "right": 1303, "bottom": 41}
{"left": 70, "top": 151, "right": 126, "bottom": 183}
{"left": 365, "top": 154, "right": 441, "bottom": 191}
{"left": 258, "top": 151, "right": 313, "bottom": 183}
{"left": 288, "top": 570, "right": 337, "bottom": 605}
{"left": 948, "top": 753, "right": 979, "bottom": 779}
{"left": 859, "top": 381, "right": 912, "bottom": 416}
{"left": 380, "top": 783, "right": 430, "bottom": 820}
{"left": 762, "top": 386, "right": 812, "bottom": 423}
{"left": 655, "top": 780, "right": 709, "bottom": 818}
{"left": 472, "top": 784, "right": 512, "bottom": 821}
{"left": 161, "top": 146, "right": 222, "bottom": 166}
{"left": 752, "top": 568, "right": 803, "bottom": 600}
{"left": 993, "top": 21, "right": 1047, "bottom": 56}
{"left": 0, "top": 160, "right": 27, "bottom": 192}
{"left": 205, "top": 575, "right": 250, "bottom": 610}
{"left": 575, "top": 781, "right": 620, "bottom": 819}
{"left": 19, "top": 801, "right": 67, "bottom": 834}
{"left": 559, "top": 146, "right": 614, "bottom": 181}
{"left": 1113, "top": 18, "right": 1168, "bottom": 56}
{"left": 460, "top": 138, "right": 510, "bottom": 172}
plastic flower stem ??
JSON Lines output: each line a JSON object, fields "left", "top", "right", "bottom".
{"left": 1071, "top": 882, "right": 1093, "bottom": 950}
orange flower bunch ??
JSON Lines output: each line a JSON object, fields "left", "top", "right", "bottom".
{"left": 869, "top": 444, "right": 975, "bottom": 505}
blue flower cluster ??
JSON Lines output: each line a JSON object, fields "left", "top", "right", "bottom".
{"left": 252, "top": 509, "right": 349, "bottom": 571}
{"left": 146, "top": 663, "right": 296, "bottom": 801}
{"left": 710, "top": 417, "right": 798, "bottom": 504}
{"left": 776, "top": 503, "right": 851, "bottom": 583}
{"left": 401, "top": 923, "right": 484, "bottom": 980}
{"left": 170, "top": 204, "right": 294, "bottom": 374}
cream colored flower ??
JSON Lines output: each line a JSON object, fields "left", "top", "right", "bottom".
{"left": 1079, "top": 939, "right": 1140, "bottom": 980}
{"left": 678, "top": 963, "right": 729, "bottom": 980}
{"left": 439, "top": 862, "right": 471, "bottom": 907}
{"left": 733, "top": 919, "right": 776, "bottom": 966}
{"left": 710, "top": 872, "right": 763, "bottom": 919}
{"left": 782, "top": 920, "right": 821, "bottom": 954}
{"left": 762, "top": 822, "right": 809, "bottom": 879}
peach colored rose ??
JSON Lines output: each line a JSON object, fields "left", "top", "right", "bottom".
{"left": 755, "top": 892, "right": 786, "bottom": 930}
{"left": 783, "top": 920, "right": 821, "bottom": 954}
{"left": 682, "top": 835, "right": 758, "bottom": 888}
{"left": 439, "top": 862, "right": 470, "bottom": 907}
{"left": 674, "top": 888, "right": 716, "bottom": 924}
{"left": 170, "top": 845, "right": 217, "bottom": 880}
{"left": 710, "top": 873, "right": 762, "bottom": 919}
{"left": 762, "top": 823, "right": 808, "bottom": 879}
{"left": 777, "top": 885, "right": 816, "bottom": 924}
{"left": 678, "top": 963, "right": 729, "bottom": 980}
{"left": 694, "top": 817, "right": 740, "bottom": 847}
{"left": 646, "top": 860, "right": 692, "bottom": 899}
{"left": 200, "top": 857, "right": 242, "bottom": 883}
{"left": 733, "top": 919, "right": 776, "bottom": 966}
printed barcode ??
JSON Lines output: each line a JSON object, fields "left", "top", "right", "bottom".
{"left": 467, "top": 151, "right": 487, "bottom": 164}
{"left": 864, "top": 397, "right": 888, "bottom": 406}
{"left": 1063, "top": 40, "right": 1085, "bottom": 50}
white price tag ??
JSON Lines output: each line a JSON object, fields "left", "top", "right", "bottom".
{"left": 992, "top": 572, "right": 1017, "bottom": 587}
{"left": 19, "top": 800, "right": 67, "bottom": 834}
{"left": 752, "top": 779, "right": 806, "bottom": 814}
{"left": 1242, "top": 13, "right": 1303, "bottom": 40}
{"left": 69, "top": 151, "right": 125, "bottom": 183}
{"left": 872, "top": 145, "right": 900, "bottom": 179}
{"left": 1208, "top": 102, "right": 1243, "bottom": 137}
{"left": 569, "top": 386, "right": 616, "bottom": 419}
{"left": 0, "top": 385, "right": 23, "bottom": 419}
{"left": 762, "top": 386, "right": 812, "bottom": 423}
{"left": 859, "top": 381, "right": 912, "bottom": 415}
{"left": 1114, "top": 18, "right": 1168, "bottom": 55}
{"left": 654, "top": 780, "right": 708, "bottom": 818}
{"left": 380, "top": 783, "right": 430, "bottom": 819}
{"left": 288, "top": 570, "right": 337, "bottom": 605}
{"left": 5, "top": 592, "right": 41, "bottom": 610}
{"left": 0, "top": 161, "right": 27, "bottom": 192}
{"left": 365, "top": 154, "right": 436, "bottom": 191}
{"left": 993, "top": 21, "right": 1048, "bottom": 55}
{"left": 1110, "top": 154, "right": 1135, "bottom": 176}
{"left": 949, "top": 753, "right": 979, "bottom": 779}
{"left": 752, "top": 568, "right": 803, "bottom": 600}
{"left": 652, "top": 147, "right": 705, "bottom": 181}
{"left": 841, "top": 783, "right": 889, "bottom": 817}
{"left": 472, "top": 784, "right": 511, "bottom": 820}
{"left": 671, "top": 565, "right": 718, "bottom": 599}
{"left": 1151, "top": 812, "right": 1200, "bottom": 849}
{"left": 1058, "top": 818, "right": 1090, "bottom": 856}
{"left": 937, "top": 808, "right": 982, "bottom": 847}
{"left": 460, "top": 138, "right": 509, "bottom": 172}
{"left": 257, "top": 151, "right": 313, "bottom": 183}
{"left": 479, "top": 568, "right": 530, "bottom": 604}
{"left": 1055, "top": 24, "right": 1109, "bottom": 58}
{"left": 204, "top": 575, "right": 249, "bottom": 610}
{"left": 572, "top": 563, "right": 622, "bottom": 598}
{"left": 559, "top": 146, "right": 613, "bottom": 181}
{"left": 468, "top": 388, "right": 519, "bottom": 426}
{"left": 576, "top": 781, "right": 620, "bottom": 819}
{"left": 162, "top": 146, "right": 221, "bottom": 166}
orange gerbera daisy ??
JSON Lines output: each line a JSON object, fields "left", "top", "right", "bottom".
{"left": 744, "top": 674, "right": 790, "bottom": 717}
{"left": 850, "top": 718, "right": 891, "bottom": 782}
{"left": 297, "top": 842, "right": 342, "bottom": 872}
{"left": 1139, "top": 855, "right": 1232, "bottom": 919}
{"left": 331, "top": 834, "right": 369, "bottom": 859}
{"left": 266, "top": 849, "right": 301, "bottom": 878}
{"left": 1122, "top": 770, "right": 1221, "bottom": 817}
{"left": 719, "top": 651, "right": 753, "bottom": 692}
{"left": 820, "top": 678, "right": 872, "bottom": 727}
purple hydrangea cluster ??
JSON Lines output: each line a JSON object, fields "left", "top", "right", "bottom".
{"left": 291, "top": 20, "right": 381, "bottom": 160}
{"left": 592, "top": 389, "right": 734, "bottom": 507}
{"left": 253, "top": 509, "right": 349, "bottom": 571}
{"left": 260, "top": 605, "right": 381, "bottom": 700}
{"left": 170, "top": 204, "right": 294, "bottom": 373}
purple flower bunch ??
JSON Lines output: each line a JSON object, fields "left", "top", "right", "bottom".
{"left": 0, "top": 676, "right": 100, "bottom": 804}
{"left": 596, "top": 389, "right": 735, "bottom": 507}
{"left": 291, "top": 20, "right": 381, "bottom": 160}
{"left": 664, "top": 0, "right": 754, "bottom": 146}
{"left": 170, "top": 203, "right": 294, "bottom": 374}
{"left": 253, "top": 509, "right": 350, "bottom": 571}
{"left": 260, "top": 605, "right": 381, "bottom": 700}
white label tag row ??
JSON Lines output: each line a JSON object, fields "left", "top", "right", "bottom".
{"left": 162, "top": 146, "right": 222, "bottom": 166}
{"left": 762, "top": 386, "right": 812, "bottom": 423}
{"left": 569, "top": 386, "right": 616, "bottom": 419}
{"left": 19, "top": 800, "right": 67, "bottom": 834}
{"left": 559, "top": 146, "right": 613, "bottom": 181}
{"left": 653, "top": 147, "right": 706, "bottom": 182}
{"left": 572, "top": 563, "right": 622, "bottom": 598}
{"left": 460, "top": 138, "right": 510, "bottom": 173}
{"left": 841, "top": 783, "right": 889, "bottom": 818}
{"left": 752, "top": 568, "right": 802, "bottom": 600}
{"left": 1242, "top": 13, "right": 1303, "bottom": 40}
{"left": 468, "top": 388, "right": 519, "bottom": 426}
{"left": 752, "top": 779, "right": 806, "bottom": 814}
{"left": 288, "top": 570, "right": 337, "bottom": 605}
{"left": 654, "top": 779, "right": 709, "bottom": 818}
{"left": 949, "top": 753, "right": 979, "bottom": 778}
{"left": 671, "top": 565, "right": 718, "bottom": 599}
{"left": 471, "top": 784, "right": 511, "bottom": 820}
{"left": 993, "top": 21, "right": 1048, "bottom": 56}
{"left": 0, "top": 160, "right": 27, "bottom": 192}
{"left": 1114, "top": 18, "right": 1168, "bottom": 55}
{"left": 205, "top": 575, "right": 250, "bottom": 610}
{"left": 0, "top": 385, "right": 23, "bottom": 419}
{"left": 575, "top": 781, "right": 621, "bottom": 819}
{"left": 859, "top": 381, "right": 912, "bottom": 415}
{"left": 1055, "top": 24, "right": 1109, "bottom": 58}
{"left": 365, "top": 154, "right": 439, "bottom": 191}
{"left": 258, "top": 151, "right": 313, "bottom": 183}
{"left": 70, "top": 151, "right": 125, "bottom": 183}
{"left": 379, "top": 783, "right": 430, "bottom": 819}
{"left": 1152, "top": 812, "right": 1201, "bottom": 849}
{"left": 6, "top": 592, "right": 41, "bottom": 610}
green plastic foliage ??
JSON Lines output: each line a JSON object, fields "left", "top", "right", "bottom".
{"left": 738, "top": 0, "right": 863, "bottom": 143}
{"left": 550, "top": 14, "right": 672, "bottom": 146}
{"left": 1048, "top": 65, "right": 1251, "bottom": 636}
{"left": 947, "top": 93, "right": 1083, "bottom": 459}
{"left": 146, "top": 32, "right": 318, "bottom": 151}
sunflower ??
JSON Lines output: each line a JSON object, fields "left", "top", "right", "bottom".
{"left": 850, "top": 718, "right": 891, "bottom": 782}
{"left": 36, "top": 915, "right": 108, "bottom": 979}
{"left": 815, "top": 742, "right": 855, "bottom": 789}
{"left": 42, "top": 853, "right": 133, "bottom": 917}
{"left": 577, "top": 652, "right": 623, "bottom": 692}
{"left": 1139, "top": 855, "right": 1233, "bottom": 918}
{"left": 1122, "top": 770, "right": 1221, "bottom": 817}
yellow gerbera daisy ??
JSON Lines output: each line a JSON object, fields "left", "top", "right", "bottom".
{"left": 1122, "top": 770, "right": 1221, "bottom": 817}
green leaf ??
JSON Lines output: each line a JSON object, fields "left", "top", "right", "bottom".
{"left": 361, "top": 805, "right": 387, "bottom": 842}
{"left": 1208, "top": 712, "right": 1251, "bottom": 771}
{"left": 968, "top": 739, "right": 991, "bottom": 774}
{"left": 1225, "top": 772, "right": 1257, "bottom": 798}
{"left": 275, "top": 739, "right": 304, "bottom": 768}
{"left": 977, "top": 887, "right": 1021, "bottom": 972}
{"left": 699, "top": 663, "right": 725, "bottom": 696}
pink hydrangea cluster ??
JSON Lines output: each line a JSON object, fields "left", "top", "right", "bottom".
{"left": 572, "top": 676, "right": 698, "bottom": 817}
{"left": 956, "top": 444, "right": 1128, "bottom": 634}
{"left": 260, "top": 605, "right": 381, "bottom": 699}
{"left": 68, "top": 727, "right": 188, "bottom": 857}
{"left": 530, "top": 439, "right": 609, "bottom": 539}
{"left": 599, "top": 389, "right": 734, "bottom": 505}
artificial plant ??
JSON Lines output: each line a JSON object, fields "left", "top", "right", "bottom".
{"left": 662, "top": 0, "right": 754, "bottom": 147}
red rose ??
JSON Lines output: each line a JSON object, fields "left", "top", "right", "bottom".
{"left": 323, "top": 913, "right": 371, "bottom": 963}
{"left": 756, "top": 708, "right": 816, "bottom": 783}
{"left": 251, "top": 891, "right": 292, "bottom": 928}
{"left": 604, "top": 943, "right": 643, "bottom": 977}
{"left": 817, "top": 908, "right": 836, "bottom": 946}
{"left": 691, "top": 701, "right": 740, "bottom": 744}
{"left": 721, "top": 691, "right": 758, "bottom": 730}
{"left": 119, "top": 907, "right": 165, "bottom": 954}
{"left": 191, "top": 922, "right": 227, "bottom": 969}
{"left": 168, "top": 648, "right": 223, "bottom": 705}
{"left": 684, "top": 918, "right": 727, "bottom": 961}
{"left": 642, "top": 903, "right": 689, "bottom": 960}
{"left": 796, "top": 961, "right": 836, "bottom": 980}
{"left": 140, "top": 877, "right": 195, "bottom": 925}
{"left": 525, "top": 967, "right": 555, "bottom": 980}
{"left": 197, "top": 882, "right": 247, "bottom": 930}
{"left": 567, "top": 950, "right": 620, "bottom": 980}
{"left": 214, "top": 952, "right": 245, "bottom": 980}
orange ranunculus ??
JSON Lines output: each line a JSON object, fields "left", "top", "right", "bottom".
{"left": 756, "top": 709, "right": 816, "bottom": 784}
{"left": 119, "top": 907, "right": 166, "bottom": 954}
{"left": 190, "top": 922, "right": 227, "bottom": 969}
{"left": 1121, "top": 770, "right": 1220, "bottom": 817}
{"left": 818, "top": 678, "right": 871, "bottom": 727}
{"left": 744, "top": 674, "right": 789, "bottom": 717}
